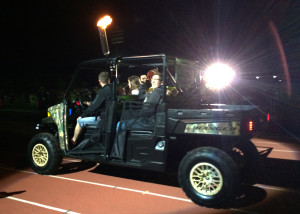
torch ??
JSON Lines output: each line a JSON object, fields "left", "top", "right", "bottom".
{"left": 97, "top": 15, "right": 112, "bottom": 56}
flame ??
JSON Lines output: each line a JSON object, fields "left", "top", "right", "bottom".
{"left": 97, "top": 15, "right": 112, "bottom": 29}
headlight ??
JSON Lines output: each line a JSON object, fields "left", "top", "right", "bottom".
{"left": 203, "top": 63, "right": 235, "bottom": 90}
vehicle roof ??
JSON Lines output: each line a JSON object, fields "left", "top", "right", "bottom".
{"left": 77, "top": 54, "right": 167, "bottom": 68}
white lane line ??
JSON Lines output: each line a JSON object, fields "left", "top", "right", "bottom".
{"left": 255, "top": 184, "right": 300, "bottom": 194}
{"left": 48, "top": 174, "right": 192, "bottom": 202}
{"left": 253, "top": 141, "right": 298, "bottom": 146}
{"left": 271, "top": 149, "right": 300, "bottom": 153}
{"left": 2, "top": 166, "right": 300, "bottom": 206}
{"left": 0, "top": 166, "right": 191, "bottom": 203}
{"left": 7, "top": 196, "right": 80, "bottom": 214}
{"left": 63, "top": 158, "right": 82, "bottom": 163}
{"left": 257, "top": 148, "right": 300, "bottom": 153}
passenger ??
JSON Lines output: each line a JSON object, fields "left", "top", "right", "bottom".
{"left": 146, "top": 69, "right": 156, "bottom": 83}
{"left": 116, "top": 84, "right": 127, "bottom": 95}
{"left": 138, "top": 69, "right": 158, "bottom": 100}
{"left": 71, "top": 71, "right": 112, "bottom": 145}
{"left": 128, "top": 75, "right": 140, "bottom": 95}
{"left": 140, "top": 74, "right": 147, "bottom": 84}
{"left": 111, "top": 73, "right": 163, "bottom": 159}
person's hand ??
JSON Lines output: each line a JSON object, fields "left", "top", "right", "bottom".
{"left": 83, "top": 101, "right": 91, "bottom": 106}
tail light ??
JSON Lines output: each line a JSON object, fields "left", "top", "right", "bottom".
{"left": 267, "top": 113, "right": 270, "bottom": 122}
{"left": 248, "top": 121, "right": 253, "bottom": 131}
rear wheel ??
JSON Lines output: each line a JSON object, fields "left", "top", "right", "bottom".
{"left": 178, "top": 147, "right": 239, "bottom": 208}
{"left": 229, "top": 140, "right": 260, "bottom": 185}
{"left": 28, "top": 133, "right": 63, "bottom": 174}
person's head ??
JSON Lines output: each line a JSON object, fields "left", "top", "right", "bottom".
{"left": 128, "top": 75, "right": 141, "bottom": 90}
{"left": 147, "top": 69, "right": 158, "bottom": 82}
{"left": 140, "top": 74, "right": 147, "bottom": 83}
{"left": 151, "top": 73, "right": 162, "bottom": 89}
{"left": 98, "top": 72, "right": 110, "bottom": 87}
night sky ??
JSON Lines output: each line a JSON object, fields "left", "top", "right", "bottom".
{"left": 1, "top": 0, "right": 300, "bottom": 93}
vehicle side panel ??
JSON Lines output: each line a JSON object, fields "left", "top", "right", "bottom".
{"left": 48, "top": 103, "right": 68, "bottom": 151}
{"left": 167, "top": 108, "right": 242, "bottom": 136}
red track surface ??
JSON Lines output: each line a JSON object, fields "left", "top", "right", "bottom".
{"left": 1, "top": 136, "right": 300, "bottom": 213}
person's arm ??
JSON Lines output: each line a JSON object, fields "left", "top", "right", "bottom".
{"left": 138, "top": 83, "right": 146, "bottom": 100}
{"left": 139, "top": 88, "right": 163, "bottom": 117}
{"left": 81, "top": 86, "right": 110, "bottom": 117}
{"left": 144, "top": 88, "right": 162, "bottom": 104}
{"left": 83, "top": 101, "right": 91, "bottom": 106}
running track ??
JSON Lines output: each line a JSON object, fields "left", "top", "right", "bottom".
{"left": 1, "top": 136, "right": 300, "bottom": 213}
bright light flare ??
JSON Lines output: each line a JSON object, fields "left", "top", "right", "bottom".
{"left": 97, "top": 15, "right": 112, "bottom": 29}
{"left": 203, "top": 63, "right": 235, "bottom": 90}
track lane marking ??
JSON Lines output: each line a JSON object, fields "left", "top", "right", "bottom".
{"left": 256, "top": 147, "right": 300, "bottom": 153}
{"left": 62, "top": 158, "right": 82, "bottom": 163}
{"left": 2, "top": 166, "right": 300, "bottom": 198}
{"left": 2, "top": 166, "right": 300, "bottom": 195}
{"left": 270, "top": 149, "right": 300, "bottom": 153}
{"left": 0, "top": 166, "right": 191, "bottom": 203}
{"left": 48, "top": 175, "right": 192, "bottom": 202}
{"left": 7, "top": 196, "right": 80, "bottom": 214}
{"left": 2, "top": 166, "right": 300, "bottom": 214}
{"left": 255, "top": 184, "right": 300, "bottom": 194}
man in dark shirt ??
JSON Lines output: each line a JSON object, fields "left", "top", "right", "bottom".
{"left": 71, "top": 71, "right": 112, "bottom": 144}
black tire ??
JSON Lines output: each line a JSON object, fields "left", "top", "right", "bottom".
{"left": 228, "top": 140, "right": 261, "bottom": 185}
{"left": 178, "top": 147, "right": 239, "bottom": 208}
{"left": 28, "top": 133, "right": 63, "bottom": 175}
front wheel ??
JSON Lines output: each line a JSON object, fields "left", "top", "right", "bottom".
{"left": 178, "top": 147, "right": 240, "bottom": 208}
{"left": 28, "top": 133, "right": 63, "bottom": 174}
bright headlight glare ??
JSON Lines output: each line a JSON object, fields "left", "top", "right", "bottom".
{"left": 204, "top": 63, "right": 235, "bottom": 90}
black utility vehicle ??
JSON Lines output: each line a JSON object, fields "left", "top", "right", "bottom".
{"left": 28, "top": 16, "right": 266, "bottom": 208}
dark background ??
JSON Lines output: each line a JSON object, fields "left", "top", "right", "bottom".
{"left": 1, "top": 2, "right": 300, "bottom": 206}
{"left": 1, "top": 0, "right": 300, "bottom": 91}
{"left": 1, "top": 0, "right": 300, "bottom": 135}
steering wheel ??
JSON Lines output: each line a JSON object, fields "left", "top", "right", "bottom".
{"left": 71, "top": 98, "right": 88, "bottom": 114}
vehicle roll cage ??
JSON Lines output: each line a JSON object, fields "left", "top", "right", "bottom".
{"left": 65, "top": 54, "right": 168, "bottom": 102}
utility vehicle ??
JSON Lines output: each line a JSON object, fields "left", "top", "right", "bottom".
{"left": 28, "top": 16, "right": 266, "bottom": 208}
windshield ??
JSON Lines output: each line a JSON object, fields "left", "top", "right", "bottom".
{"left": 66, "top": 60, "right": 108, "bottom": 103}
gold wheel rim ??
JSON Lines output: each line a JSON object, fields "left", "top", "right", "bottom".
{"left": 32, "top": 143, "right": 49, "bottom": 167}
{"left": 189, "top": 162, "right": 223, "bottom": 196}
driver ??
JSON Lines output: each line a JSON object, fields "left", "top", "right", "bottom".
{"left": 71, "top": 71, "right": 112, "bottom": 144}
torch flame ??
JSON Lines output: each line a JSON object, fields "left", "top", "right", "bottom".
{"left": 97, "top": 15, "right": 112, "bottom": 30}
